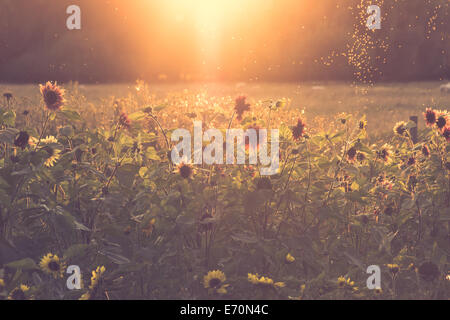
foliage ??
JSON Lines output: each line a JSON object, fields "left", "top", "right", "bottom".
{"left": 0, "top": 83, "right": 448, "bottom": 300}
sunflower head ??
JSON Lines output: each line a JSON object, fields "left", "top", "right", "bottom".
{"left": 387, "top": 263, "right": 400, "bottom": 276}
{"left": 393, "top": 121, "right": 407, "bottom": 136}
{"left": 292, "top": 118, "right": 306, "bottom": 140}
{"left": 14, "top": 131, "right": 30, "bottom": 149}
{"left": 436, "top": 112, "right": 449, "bottom": 130}
{"left": 3, "top": 92, "right": 13, "bottom": 102}
{"left": 442, "top": 126, "right": 450, "bottom": 142}
{"left": 346, "top": 146, "right": 357, "bottom": 162}
{"left": 234, "top": 96, "right": 251, "bottom": 121}
{"left": 285, "top": 253, "right": 295, "bottom": 264}
{"left": 423, "top": 108, "right": 437, "bottom": 127}
{"left": 89, "top": 266, "right": 106, "bottom": 290}
{"left": 40, "top": 82, "right": 65, "bottom": 111}
{"left": 39, "top": 253, "right": 66, "bottom": 278}
{"left": 119, "top": 112, "right": 131, "bottom": 129}
{"left": 407, "top": 157, "right": 416, "bottom": 166}
{"left": 8, "top": 284, "right": 29, "bottom": 300}
{"left": 359, "top": 119, "right": 367, "bottom": 130}
{"left": 356, "top": 152, "right": 366, "bottom": 163}
{"left": 377, "top": 144, "right": 393, "bottom": 164}
{"left": 178, "top": 163, "right": 193, "bottom": 179}
{"left": 204, "top": 270, "right": 226, "bottom": 290}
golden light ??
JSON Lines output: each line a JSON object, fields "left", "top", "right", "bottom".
{"left": 152, "top": 0, "right": 273, "bottom": 75}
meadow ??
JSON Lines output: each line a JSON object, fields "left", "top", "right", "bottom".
{"left": 0, "top": 81, "right": 449, "bottom": 300}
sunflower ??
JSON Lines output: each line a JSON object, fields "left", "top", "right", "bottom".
{"left": 119, "top": 112, "right": 131, "bottom": 129}
{"left": 14, "top": 131, "right": 30, "bottom": 149}
{"left": 43, "top": 146, "right": 61, "bottom": 167}
{"left": 393, "top": 121, "right": 407, "bottom": 136}
{"left": 234, "top": 96, "right": 250, "bottom": 121}
{"left": 8, "top": 284, "right": 29, "bottom": 300}
{"left": 203, "top": 270, "right": 228, "bottom": 294}
{"left": 356, "top": 152, "right": 366, "bottom": 163}
{"left": 407, "top": 157, "right": 416, "bottom": 166}
{"left": 285, "top": 253, "right": 295, "bottom": 264}
{"left": 3, "top": 92, "right": 13, "bottom": 102}
{"left": 0, "top": 278, "right": 5, "bottom": 290}
{"left": 39, "top": 253, "right": 66, "bottom": 278}
{"left": 247, "top": 273, "right": 276, "bottom": 286}
{"left": 291, "top": 118, "right": 306, "bottom": 140}
{"left": 346, "top": 146, "right": 357, "bottom": 162}
{"left": 178, "top": 162, "right": 193, "bottom": 179}
{"left": 423, "top": 108, "right": 437, "bottom": 127}
{"left": 359, "top": 119, "right": 367, "bottom": 130}
{"left": 442, "top": 126, "right": 450, "bottom": 142}
{"left": 337, "top": 276, "right": 354, "bottom": 288}
{"left": 89, "top": 266, "right": 106, "bottom": 290}
{"left": 79, "top": 292, "right": 91, "bottom": 300}
{"left": 435, "top": 112, "right": 449, "bottom": 130}
{"left": 40, "top": 82, "right": 65, "bottom": 111}
{"left": 387, "top": 264, "right": 400, "bottom": 277}
{"left": 377, "top": 144, "right": 393, "bottom": 164}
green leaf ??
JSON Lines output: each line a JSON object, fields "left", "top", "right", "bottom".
{"left": 6, "top": 258, "right": 39, "bottom": 271}
{"left": 60, "top": 107, "right": 82, "bottom": 121}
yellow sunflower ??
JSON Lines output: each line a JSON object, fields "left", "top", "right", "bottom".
{"left": 337, "top": 276, "right": 355, "bottom": 288}
{"left": 40, "top": 82, "right": 65, "bottom": 111}
{"left": 285, "top": 253, "right": 295, "bottom": 264}
{"left": 89, "top": 266, "right": 106, "bottom": 290}
{"left": 0, "top": 278, "right": 5, "bottom": 290}
{"left": 43, "top": 146, "right": 61, "bottom": 167}
{"left": 247, "top": 273, "right": 280, "bottom": 287}
{"left": 203, "top": 270, "right": 226, "bottom": 289}
{"left": 8, "top": 284, "right": 29, "bottom": 300}
{"left": 39, "top": 253, "right": 66, "bottom": 278}
{"left": 79, "top": 292, "right": 91, "bottom": 300}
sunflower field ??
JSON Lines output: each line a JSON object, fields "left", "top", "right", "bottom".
{"left": 0, "top": 81, "right": 449, "bottom": 300}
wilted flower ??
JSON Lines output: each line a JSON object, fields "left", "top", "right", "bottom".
{"left": 423, "top": 108, "right": 437, "bottom": 127}
{"left": 14, "top": 131, "right": 30, "bottom": 149}
{"left": 235, "top": 96, "right": 250, "bottom": 121}
{"left": 40, "top": 82, "right": 65, "bottom": 111}
{"left": 292, "top": 118, "right": 306, "bottom": 140}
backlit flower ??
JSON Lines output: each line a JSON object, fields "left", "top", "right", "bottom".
{"left": 423, "top": 108, "right": 437, "bottom": 127}
{"left": 292, "top": 118, "right": 306, "bottom": 140}
{"left": 40, "top": 82, "right": 65, "bottom": 111}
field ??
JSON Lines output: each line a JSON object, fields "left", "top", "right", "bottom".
{"left": 0, "top": 81, "right": 449, "bottom": 300}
